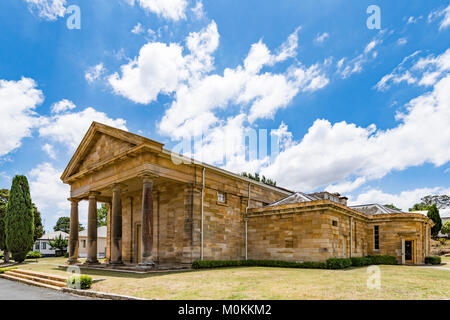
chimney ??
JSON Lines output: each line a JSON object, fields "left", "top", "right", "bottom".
{"left": 339, "top": 196, "right": 348, "bottom": 206}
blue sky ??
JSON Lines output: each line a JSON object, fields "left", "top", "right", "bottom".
{"left": 0, "top": 0, "right": 449, "bottom": 232}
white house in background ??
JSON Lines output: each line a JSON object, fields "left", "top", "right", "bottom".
{"left": 78, "top": 226, "right": 107, "bottom": 258}
{"left": 33, "top": 231, "right": 69, "bottom": 256}
{"left": 411, "top": 208, "right": 450, "bottom": 237}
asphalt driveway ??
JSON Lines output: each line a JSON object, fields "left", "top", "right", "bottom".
{"left": 0, "top": 278, "right": 92, "bottom": 300}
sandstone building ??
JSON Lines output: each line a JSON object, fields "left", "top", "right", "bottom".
{"left": 62, "top": 122, "right": 433, "bottom": 267}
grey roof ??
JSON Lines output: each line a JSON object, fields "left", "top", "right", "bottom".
{"left": 79, "top": 226, "right": 107, "bottom": 238}
{"left": 38, "top": 231, "right": 69, "bottom": 240}
{"left": 349, "top": 204, "right": 403, "bottom": 215}
{"left": 266, "top": 192, "right": 320, "bottom": 207}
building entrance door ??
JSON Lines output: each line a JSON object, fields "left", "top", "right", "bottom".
{"left": 405, "top": 240, "right": 414, "bottom": 263}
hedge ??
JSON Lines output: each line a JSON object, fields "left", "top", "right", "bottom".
{"left": 192, "top": 255, "right": 398, "bottom": 270}
{"left": 366, "top": 255, "right": 397, "bottom": 265}
{"left": 326, "top": 258, "right": 352, "bottom": 269}
{"left": 192, "top": 259, "right": 327, "bottom": 269}
{"left": 425, "top": 256, "right": 441, "bottom": 265}
{"left": 67, "top": 275, "right": 93, "bottom": 290}
{"left": 350, "top": 257, "right": 372, "bottom": 267}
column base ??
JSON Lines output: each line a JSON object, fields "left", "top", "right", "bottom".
{"left": 138, "top": 256, "right": 156, "bottom": 270}
{"left": 85, "top": 258, "right": 99, "bottom": 265}
{"left": 67, "top": 258, "right": 79, "bottom": 265}
{"left": 108, "top": 260, "right": 124, "bottom": 265}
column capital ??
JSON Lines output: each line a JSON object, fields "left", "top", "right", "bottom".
{"left": 112, "top": 183, "right": 127, "bottom": 192}
{"left": 68, "top": 197, "right": 80, "bottom": 203}
{"left": 88, "top": 191, "right": 100, "bottom": 198}
{"left": 138, "top": 172, "right": 157, "bottom": 182}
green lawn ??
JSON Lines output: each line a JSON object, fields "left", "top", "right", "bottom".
{"left": 10, "top": 257, "right": 450, "bottom": 300}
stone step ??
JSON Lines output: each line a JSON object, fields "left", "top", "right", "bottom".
{"left": 5, "top": 270, "right": 67, "bottom": 288}
{"left": 8, "top": 269, "right": 67, "bottom": 284}
{"left": 0, "top": 273, "right": 62, "bottom": 291}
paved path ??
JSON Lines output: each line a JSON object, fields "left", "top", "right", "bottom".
{"left": 0, "top": 278, "right": 92, "bottom": 300}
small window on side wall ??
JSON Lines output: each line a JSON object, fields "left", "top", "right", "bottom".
{"left": 374, "top": 225, "right": 380, "bottom": 250}
{"left": 332, "top": 220, "right": 338, "bottom": 227}
{"left": 217, "top": 191, "right": 226, "bottom": 203}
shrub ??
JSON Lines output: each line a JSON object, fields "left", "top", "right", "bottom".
{"left": 366, "top": 255, "right": 397, "bottom": 265}
{"left": 326, "top": 258, "right": 352, "bottom": 269}
{"left": 26, "top": 251, "right": 43, "bottom": 259}
{"left": 425, "top": 256, "right": 441, "bottom": 265}
{"left": 191, "top": 259, "right": 327, "bottom": 270}
{"left": 67, "top": 275, "right": 92, "bottom": 290}
{"left": 0, "top": 267, "right": 18, "bottom": 274}
{"left": 351, "top": 257, "right": 371, "bottom": 267}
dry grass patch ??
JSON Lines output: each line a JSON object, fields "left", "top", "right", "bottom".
{"left": 14, "top": 258, "right": 450, "bottom": 300}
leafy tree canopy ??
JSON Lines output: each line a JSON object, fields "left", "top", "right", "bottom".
{"left": 97, "top": 204, "right": 107, "bottom": 227}
{"left": 0, "top": 189, "right": 9, "bottom": 251}
{"left": 441, "top": 221, "right": 450, "bottom": 236}
{"left": 32, "top": 203, "right": 44, "bottom": 242}
{"left": 241, "top": 172, "right": 277, "bottom": 186}
{"left": 427, "top": 204, "right": 442, "bottom": 237}
{"left": 54, "top": 217, "right": 84, "bottom": 233}
{"left": 409, "top": 194, "right": 450, "bottom": 211}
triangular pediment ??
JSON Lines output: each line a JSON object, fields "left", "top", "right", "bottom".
{"left": 61, "top": 122, "right": 164, "bottom": 182}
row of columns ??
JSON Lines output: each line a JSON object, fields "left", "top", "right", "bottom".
{"left": 68, "top": 176, "right": 155, "bottom": 266}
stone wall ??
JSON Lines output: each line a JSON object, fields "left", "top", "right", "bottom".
{"left": 247, "top": 207, "right": 368, "bottom": 262}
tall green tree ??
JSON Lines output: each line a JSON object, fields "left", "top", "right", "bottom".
{"left": 32, "top": 203, "right": 44, "bottom": 242}
{"left": 5, "top": 176, "right": 34, "bottom": 262}
{"left": 442, "top": 221, "right": 450, "bottom": 237}
{"left": 54, "top": 217, "right": 84, "bottom": 233}
{"left": 427, "top": 204, "right": 442, "bottom": 237}
{"left": 48, "top": 234, "right": 68, "bottom": 257}
{"left": 0, "top": 189, "right": 9, "bottom": 262}
{"left": 97, "top": 204, "right": 108, "bottom": 227}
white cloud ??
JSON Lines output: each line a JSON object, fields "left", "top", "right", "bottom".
{"left": 314, "top": 32, "right": 329, "bottom": 44}
{"left": 0, "top": 77, "right": 44, "bottom": 156}
{"left": 376, "top": 49, "right": 450, "bottom": 90}
{"left": 85, "top": 63, "right": 106, "bottom": 84}
{"left": 127, "top": 0, "right": 188, "bottom": 21}
{"left": 42, "top": 143, "right": 56, "bottom": 159}
{"left": 191, "top": 1, "right": 205, "bottom": 20}
{"left": 158, "top": 26, "right": 327, "bottom": 138}
{"left": 428, "top": 4, "right": 450, "bottom": 30}
{"left": 397, "top": 38, "right": 407, "bottom": 46}
{"left": 336, "top": 37, "right": 382, "bottom": 79}
{"left": 109, "top": 42, "right": 187, "bottom": 104}
{"left": 24, "top": 0, "right": 66, "bottom": 21}
{"left": 39, "top": 107, "right": 127, "bottom": 151}
{"left": 28, "top": 162, "right": 89, "bottom": 230}
{"left": 349, "top": 187, "right": 450, "bottom": 211}
{"left": 326, "top": 177, "right": 367, "bottom": 194}
{"left": 262, "top": 72, "right": 450, "bottom": 191}
{"left": 50, "top": 99, "right": 76, "bottom": 113}
{"left": 131, "top": 22, "right": 144, "bottom": 34}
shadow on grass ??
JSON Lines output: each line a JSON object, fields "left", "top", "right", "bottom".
{"left": 53, "top": 265, "right": 198, "bottom": 279}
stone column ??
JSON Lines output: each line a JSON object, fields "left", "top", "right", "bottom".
{"left": 86, "top": 192, "right": 98, "bottom": 264}
{"left": 110, "top": 184, "right": 123, "bottom": 264}
{"left": 68, "top": 199, "right": 79, "bottom": 264}
{"left": 140, "top": 177, "right": 155, "bottom": 267}
{"left": 105, "top": 203, "right": 111, "bottom": 262}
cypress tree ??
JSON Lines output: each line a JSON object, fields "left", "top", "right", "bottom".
{"left": 427, "top": 204, "right": 442, "bottom": 237}
{"left": 5, "top": 176, "right": 34, "bottom": 262}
